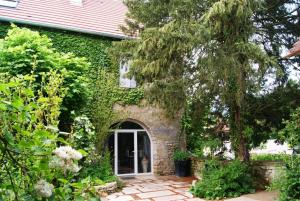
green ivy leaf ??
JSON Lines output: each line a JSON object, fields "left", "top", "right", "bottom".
{"left": 11, "top": 96, "right": 24, "bottom": 109}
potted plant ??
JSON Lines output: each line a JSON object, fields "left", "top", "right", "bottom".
{"left": 173, "top": 150, "right": 191, "bottom": 177}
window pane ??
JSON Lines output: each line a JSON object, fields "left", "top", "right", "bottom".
{"left": 0, "top": 0, "right": 18, "bottom": 8}
{"left": 118, "top": 132, "right": 135, "bottom": 174}
{"left": 119, "top": 61, "right": 137, "bottom": 88}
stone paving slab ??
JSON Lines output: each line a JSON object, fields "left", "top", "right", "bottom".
{"left": 242, "top": 191, "right": 279, "bottom": 201}
{"left": 225, "top": 197, "right": 259, "bottom": 201}
{"left": 101, "top": 175, "right": 278, "bottom": 201}
{"left": 137, "top": 190, "right": 176, "bottom": 199}
{"left": 152, "top": 194, "right": 187, "bottom": 201}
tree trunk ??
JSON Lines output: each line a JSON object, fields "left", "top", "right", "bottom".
{"left": 234, "top": 106, "right": 250, "bottom": 162}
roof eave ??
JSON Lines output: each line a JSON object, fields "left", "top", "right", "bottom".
{"left": 0, "top": 16, "right": 135, "bottom": 40}
{"left": 283, "top": 38, "right": 300, "bottom": 58}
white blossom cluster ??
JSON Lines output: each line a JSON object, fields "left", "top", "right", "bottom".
{"left": 50, "top": 146, "right": 83, "bottom": 173}
{"left": 53, "top": 146, "right": 83, "bottom": 160}
{"left": 74, "top": 115, "right": 95, "bottom": 134}
{"left": 34, "top": 179, "right": 54, "bottom": 198}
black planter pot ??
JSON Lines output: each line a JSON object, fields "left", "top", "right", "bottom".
{"left": 174, "top": 159, "right": 191, "bottom": 177}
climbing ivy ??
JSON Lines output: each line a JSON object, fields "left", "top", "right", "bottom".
{"left": 0, "top": 22, "right": 144, "bottom": 106}
{"left": 0, "top": 22, "right": 112, "bottom": 70}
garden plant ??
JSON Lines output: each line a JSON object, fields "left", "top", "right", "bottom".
{"left": 0, "top": 26, "right": 115, "bottom": 201}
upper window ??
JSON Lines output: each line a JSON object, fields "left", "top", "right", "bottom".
{"left": 119, "top": 60, "right": 137, "bottom": 88}
{"left": 0, "top": 0, "right": 19, "bottom": 8}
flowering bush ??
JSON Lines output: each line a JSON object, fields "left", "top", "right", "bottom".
{"left": 51, "top": 146, "right": 83, "bottom": 174}
{"left": 34, "top": 180, "right": 55, "bottom": 198}
{"left": 0, "top": 27, "right": 101, "bottom": 200}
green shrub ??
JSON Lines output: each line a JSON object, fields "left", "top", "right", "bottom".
{"left": 279, "top": 107, "right": 300, "bottom": 148}
{"left": 251, "top": 154, "right": 291, "bottom": 162}
{"left": 80, "top": 150, "right": 116, "bottom": 183}
{"left": 191, "top": 160, "right": 255, "bottom": 200}
{"left": 0, "top": 25, "right": 89, "bottom": 130}
{"left": 277, "top": 156, "right": 300, "bottom": 201}
{"left": 173, "top": 150, "right": 190, "bottom": 161}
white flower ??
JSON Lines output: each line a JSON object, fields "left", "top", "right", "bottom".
{"left": 67, "top": 163, "right": 81, "bottom": 173}
{"left": 203, "top": 147, "right": 211, "bottom": 157}
{"left": 49, "top": 156, "right": 65, "bottom": 169}
{"left": 34, "top": 180, "right": 54, "bottom": 198}
{"left": 53, "top": 146, "right": 82, "bottom": 160}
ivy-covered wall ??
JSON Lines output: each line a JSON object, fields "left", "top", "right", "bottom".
{"left": 0, "top": 22, "right": 113, "bottom": 69}
{"left": 0, "top": 22, "right": 144, "bottom": 106}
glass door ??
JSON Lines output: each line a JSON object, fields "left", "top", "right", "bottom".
{"left": 137, "top": 131, "right": 151, "bottom": 173}
{"left": 117, "top": 132, "right": 135, "bottom": 174}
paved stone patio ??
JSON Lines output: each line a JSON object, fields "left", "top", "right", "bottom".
{"left": 101, "top": 175, "right": 200, "bottom": 201}
{"left": 101, "top": 175, "right": 279, "bottom": 201}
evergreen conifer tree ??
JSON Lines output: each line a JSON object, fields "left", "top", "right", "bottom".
{"left": 114, "top": 0, "right": 278, "bottom": 161}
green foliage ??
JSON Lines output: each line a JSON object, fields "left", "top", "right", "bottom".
{"left": 0, "top": 21, "right": 113, "bottom": 71}
{"left": 182, "top": 100, "right": 226, "bottom": 158}
{"left": 72, "top": 115, "right": 96, "bottom": 154}
{"left": 274, "top": 106, "right": 300, "bottom": 200}
{"left": 254, "top": 0, "right": 300, "bottom": 82}
{"left": 173, "top": 150, "right": 190, "bottom": 161}
{"left": 279, "top": 107, "right": 300, "bottom": 148}
{"left": 80, "top": 150, "right": 116, "bottom": 183}
{"left": 279, "top": 157, "right": 300, "bottom": 201}
{"left": 0, "top": 71, "right": 102, "bottom": 201}
{"left": 191, "top": 160, "right": 255, "bottom": 199}
{"left": 118, "top": 88, "right": 144, "bottom": 105}
{"left": 0, "top": 25, "right": 89, "bottom": 130}
{"left": 245, "top": 81, "right": 300, "bottom": 147}
{"left": 0, "top": 72, "right": 59, "bottom": 200}
{"left": 251, "top": 154, "right": 291, "bottom": 162}
{"left": 0, "top": 28, "right": 104, "bottom": 200}
{"left": 72, "top": 115, "right": 116, "bottom": 184}
{"left": 269, "top": 156, "right": 300, "bottom": 201}
{"left": 71, "top": 176, "right": 102, "bottom": 201}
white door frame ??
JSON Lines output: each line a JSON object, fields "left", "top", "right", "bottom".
{"left": 113, "top": 129, "right": 153, "bottom": 176}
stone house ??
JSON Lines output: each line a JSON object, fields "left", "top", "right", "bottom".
{"left": 0, "top": 0, "right": 183, "bottom": 175}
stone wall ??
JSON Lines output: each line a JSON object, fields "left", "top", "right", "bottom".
{"left": 252, "top": 161, "right": 285, "bottom": 184}
{"left": 113, "top": 104, "right": 183, "bottom": 175}
{"left": 191, "top": 159, "right": 205, "bottom": 180}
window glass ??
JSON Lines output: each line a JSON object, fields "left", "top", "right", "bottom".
{"left": 119, "top": 60, "right": 137, "bottom": 88}
{"left": 138, "top": 131, "right": 151, "bottom": 173}
{"left": 0, "top": 0, "right": 19, "bottom": 8}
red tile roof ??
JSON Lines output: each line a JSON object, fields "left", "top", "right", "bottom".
{"left": 0, "top": 0, "right": 129, "bottom": 39}
{"left": 284, "top": 38, "right": 300, "bottom": 58}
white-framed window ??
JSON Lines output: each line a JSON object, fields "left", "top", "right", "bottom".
{"left": 0, "top": 0, "right": 19, "bottom": 8}
{"left": 119, "top": 60, "right": 137, "bottom": 88}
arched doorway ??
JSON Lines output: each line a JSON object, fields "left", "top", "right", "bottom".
{"left": 108, "top": 121, "right": 152, "bottom": 176}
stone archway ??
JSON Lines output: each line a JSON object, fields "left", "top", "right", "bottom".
{"left": 113, "top": 104, "right": 183, "bottom": 175}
